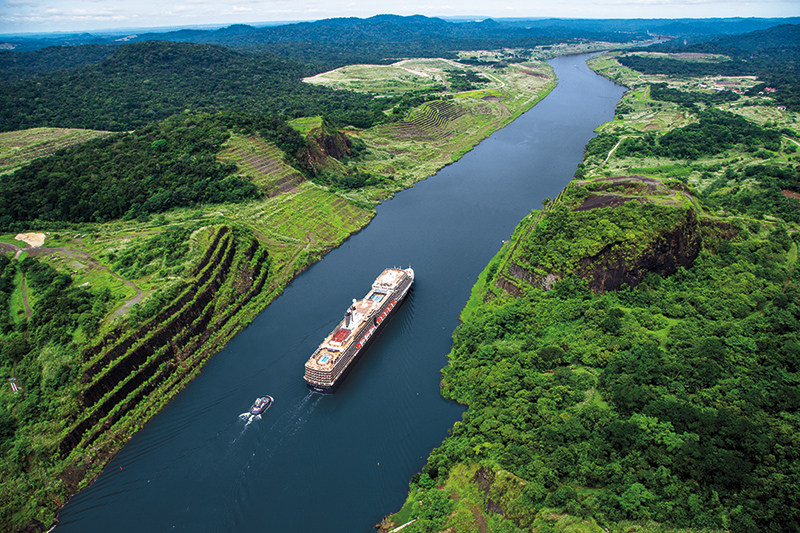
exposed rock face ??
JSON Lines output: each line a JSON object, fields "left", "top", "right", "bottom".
{"left": 500, "top": 209, "right": 711, "bottom": 295}
{"left": 298, "top": 124, "right": 352, "bottom": 173}
{"left": 501, "top": 263, "right": 560, "bottom": 294}
{"left": 580, "top": 209, "right": 702, "bottom": 292}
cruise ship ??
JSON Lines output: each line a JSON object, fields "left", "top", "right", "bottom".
{"left": 304, "top": 267, "right": 414, "bottom": 393}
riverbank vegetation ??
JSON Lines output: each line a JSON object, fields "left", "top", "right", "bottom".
{"left": 380, "top": 25, "right": 799, "bottom": 533}
{"left": 1, "top": 15, "right": 797, "bottom": 531}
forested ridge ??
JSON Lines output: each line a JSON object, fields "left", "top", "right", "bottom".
{"left": 0, "top": 41, "right": 385, "bottom": 132}
{"left": 0, "top": 112, "right": 317, "bottom": 228}
{"left": 382, "top": 32, "right": 800, "bottom": 533}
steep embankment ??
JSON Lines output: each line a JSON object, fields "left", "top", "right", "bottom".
{"left": 57, "top": 225, "right": 272, "bottom": 491}
{"left": 495, "top": 176, "right": 725, "bottom": 295}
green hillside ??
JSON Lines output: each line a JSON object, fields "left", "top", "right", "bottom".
{"left": 380, "top": 45, "right": 799, "bottom": 533}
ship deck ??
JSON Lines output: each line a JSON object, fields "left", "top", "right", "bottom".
{"left": 304, "top": 268, "right": 408, "bottom": 374}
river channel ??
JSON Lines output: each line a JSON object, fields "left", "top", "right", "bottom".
{"left": 55, "top": 53, "right": 626, "bottom": 532}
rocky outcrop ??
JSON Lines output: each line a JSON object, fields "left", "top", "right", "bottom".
{"left": 297, "top": 122, "right": 352, "bottom": 173}
{"left": 580, "top": 209, "right": 702, "bottom": 292}
{"left": 500, "top": 209, "right": 715, "bottom": 295}
{"left": 498, "top": 264, "right": 560, "bottom": 296}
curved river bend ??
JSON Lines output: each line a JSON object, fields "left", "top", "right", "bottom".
{"left": 56, "top": 53, "right": 625, "bottom": 532}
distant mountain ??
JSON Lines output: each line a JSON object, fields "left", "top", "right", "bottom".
{"left": 0, "top": 43, "right": 115, "bottom": 80}
{"left": 0, "top": 41, "right": 381, "bottom": 132}
{"left": 498, "top": 17, "right": 800, "bottom": 36}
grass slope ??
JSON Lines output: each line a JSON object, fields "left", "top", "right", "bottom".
{"left": 0, "top": 128, "right": 114, "bottom": 175}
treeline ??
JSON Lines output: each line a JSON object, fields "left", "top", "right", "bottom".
{"left": 0, "top": 255, "right": 111, "bottom": 435}
{"left": 701, "top": 164, "right": 800, "bottom": 223}
{"left": 0, "top": 41, "right": 386, "bottom": 132}
{"left": 0, "top": 112, "right": 314, "bottom": 229}
{"left": 649, "top": 82, "right": 740, "bottom": 108}
{"left": 445, "top": 69, "right": 491, "bottom": 91}
{"left": 612, "top": 109, "right": 782, "bottom": 160}
{"left": 413, "top": 213, "right": 800, "bottom": 532}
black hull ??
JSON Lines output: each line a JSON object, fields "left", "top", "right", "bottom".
{"left": 249, "top": 395, "right": 273, "bottom": 415}
{"left": 306, "top": 288, "right": 409, "bottom": 394}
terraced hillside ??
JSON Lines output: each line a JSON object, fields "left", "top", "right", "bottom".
{"left": 342, "top": 59, "right": 555, "bottom": 190}
{"left": 384, "top": 100, "right": 468, "bottom": 140}
{"left": 0, "top": 128, "right": 114, "bottom": 175}
{"left": 57, "top": 224, "right": 272, "bottom": 490}
{"left": 217, "top": 135, "right": 306, "bottom": 197}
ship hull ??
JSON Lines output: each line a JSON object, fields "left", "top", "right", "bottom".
{"left": 305, "top": 291, "right": 407, "bottom": 393}
{"left": 304, "top": 268, "right": 414, "bottom": 393}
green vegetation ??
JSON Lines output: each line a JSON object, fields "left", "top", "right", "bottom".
{"left": 0, "top": 31, "right": 564, "bottom": 529}
{"left": 381, "top": 40, "right": 799, "bottom": 533}
{"left": 0, "top": 41, "right": 385, "bottom": 132}
{"left": 3, "top": 16, "right": 797, "bottom": 533}
{"left": 0, "top": 128, "right": 115, "bottom": 176}
{"left": 616, "top": 24, "right": 800, "bottom": 111}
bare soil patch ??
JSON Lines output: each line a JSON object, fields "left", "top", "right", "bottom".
{"left": 15, "top": 232, "right": 46, "bottom": 248}
{"left": 518, "top": 68, "right": 548, "bottom": 78}
{"left": 783, "top": 189, "right": 800, "bottom": 200}
{"left": 575, "top": 193, "right": 642, "bottom": 211}
{"left": 470, "top": 505, "right": 489, "bottom": 533}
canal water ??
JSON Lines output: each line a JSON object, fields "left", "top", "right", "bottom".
{"left": 55, "top": 53, "right": 625, "bottom": 532}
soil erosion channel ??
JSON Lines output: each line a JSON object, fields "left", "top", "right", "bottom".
{"left": 55, "top": 53, "right": 626, "bottom": 532}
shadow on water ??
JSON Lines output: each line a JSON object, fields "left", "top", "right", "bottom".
{"left": 55, "top": 53, "right": 626, "bottom": 532}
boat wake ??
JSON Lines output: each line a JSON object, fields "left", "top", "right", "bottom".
{"left": 232, "top": 412, "right": 260, "bottom": 443}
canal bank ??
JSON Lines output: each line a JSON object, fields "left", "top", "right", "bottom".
{"left": 55, "top": 52, "right": 626, "bottom": 532}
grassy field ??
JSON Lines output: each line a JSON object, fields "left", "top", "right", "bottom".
{"left": 585, "top": 52, "right": 800, "bottom": 195}
{"left": 0, "top": 127, "right": 114, "bottom": 175}
{"left": 304, "top": 60, "right": 449, "bottom": 94}
{"left": 217, "top": 134, "right": 306, "bottom": 195}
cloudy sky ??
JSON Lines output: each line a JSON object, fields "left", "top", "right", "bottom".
{"left": 1, "top": 0, "right": 798, "bottom": 34}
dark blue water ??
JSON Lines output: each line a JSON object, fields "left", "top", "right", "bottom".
{"left": 55, "top": 53, "right": 625, "bottom": 532}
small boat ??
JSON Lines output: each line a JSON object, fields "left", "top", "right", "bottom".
{"left": 249, "top": 395, "right": 273, "bottom": 415}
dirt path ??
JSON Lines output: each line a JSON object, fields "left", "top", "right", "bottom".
{"left": 20, "top": 274, "right": 32, "bottom": 319}
{"left": 26, "top": 247, "right": 144, "bottom": 318}
{"left": 600, "top": 135, "right": 627, "bottom": 168}
{"left": 0, "top": 242, "right": 22, "bottom": 256}
{"left": 781, "top": 136, "right": 800, "bottom": 161}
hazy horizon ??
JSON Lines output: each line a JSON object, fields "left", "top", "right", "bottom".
{"left": 2, "top": 0, "right": 798, "bottom": 35}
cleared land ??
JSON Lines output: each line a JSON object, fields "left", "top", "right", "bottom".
{"left": 585, "top": 52, "right": 800, "bottom": 192}
{"left": 0, "top": 127, "right": 114, "bottom": 175}
{"left": 307, "top": 56, "right": 555, "bottom": 203}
